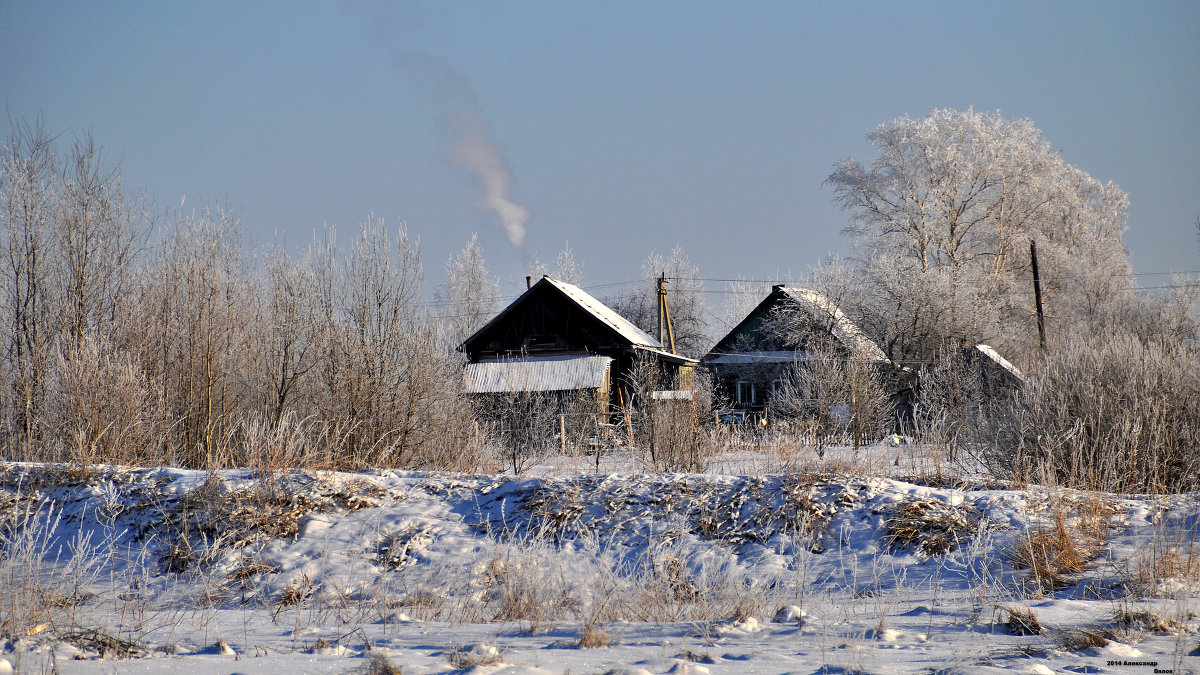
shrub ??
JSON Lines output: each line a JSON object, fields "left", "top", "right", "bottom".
{"left": 986, "top": 336, "right": 1200, "bottom": 494}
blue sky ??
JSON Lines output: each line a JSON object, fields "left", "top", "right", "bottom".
{"left": 2, "top": 1, "right": 1198, "bottom": 298}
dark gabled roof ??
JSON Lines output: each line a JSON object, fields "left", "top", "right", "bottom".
{"left": 704, "top": 285, "right": 887, "bottom": 364}
{"left": 460, "top": 276, "right": 698, "bottom": 365}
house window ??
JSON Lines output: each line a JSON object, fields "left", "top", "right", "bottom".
{"left": 737, "top": 381, "right": 756, "bottom": 405}
{"left": 770, "top": 379, "right": 788, "bottom": 400}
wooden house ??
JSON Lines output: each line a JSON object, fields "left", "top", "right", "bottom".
{"left": 459, "top": 276, "right": 698, "bottom": 414}
{"left": 702, "top": 285, "right": 893, "bottom": 417}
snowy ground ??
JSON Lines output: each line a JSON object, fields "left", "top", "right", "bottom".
{"left": 1, "top": 444, "right": 1199, "bottom": 674}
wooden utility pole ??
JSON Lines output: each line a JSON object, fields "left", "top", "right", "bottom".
{"left": 656, "top": 274, "right": 677, "bottom": 354}
{"left": 1030, "top": 240, "right": 1046, "bottom": 351}
{"left": 657, "top": 274, "right": 666, "bottom": 345}
{"left": 662, "top": 293, "right": 676, "bottom": 354}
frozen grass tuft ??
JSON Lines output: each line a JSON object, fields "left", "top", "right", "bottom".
{"left": 882, "top": 498, "right": 977, "bottom": 556}
{"left": 1055, "top": 627, "right": 1111, "bottom": 651}
{"left": 363, "top": 653, "right": 403, "bottom": 675}
{"left": 1113, "top": 608, "right": 1191, "bottom": 636}
{"left": 60, "top": 628, "right": 144, "bottom": 659}
{"left": 446, "top": 642, "right": 502, "bottom": 668}
{"left": 1000, "top": 605, "right": 1042, "bottom": 635}
{"left": 1011, "top": 511, "right": 1089, "bottom": 593}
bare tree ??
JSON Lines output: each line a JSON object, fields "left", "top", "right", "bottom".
{"left": 262, "top": 246, "right": 319, "bottom": 425}
{"left": 771, "top": 353, "right": 893, "bottom": 453}
{"left": 326, "top": 218, "right": 424, "bottom": 463}
{"left": 0, "top": 118, "right": 59, "bottom": 455}
{"left": 133, "top": 205, "right": 254, "bottom": 466}
{"left": 56, "top": 132, "right": 149, "bottom": 349}
{"left": 986, "top": 332, "right": 1200, "bottom": 494}
{"left": 624, "top": 353, "right": 708, "bottom": 472}
{"left": 714, "top": 276, "right": 770, "bottom": 338}
{"left": 553, "top": 243, "right": 584, "bottom": 286}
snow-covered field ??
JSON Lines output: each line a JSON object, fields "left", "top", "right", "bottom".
{"left": 2, "top": 446, "right": 1198, "bottom": 674}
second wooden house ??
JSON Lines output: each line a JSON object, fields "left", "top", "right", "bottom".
{"left": 702, "top": 285, "right": 894, "bottom": 419}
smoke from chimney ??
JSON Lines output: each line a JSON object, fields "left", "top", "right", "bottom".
{"left": 450, "top": 107, "right": 530, "bottom": 248}
{"left": 408, "top": 55, "right": 531, "bottom": 250}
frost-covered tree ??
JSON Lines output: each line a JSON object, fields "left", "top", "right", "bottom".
{"left": 553, "top": 243, "right": 583, "bottom": 286}
{"left": 827, "top": 108, "right": 1132, "bottom": 366}
{"left": 0, "top": 118, "right": 58, "bottom": 452}
{"left": 715, "top": 276, "right": 771, "bottom": 338}
{"left": 437, "top": 234, "right": 499, "bottom": 343}
{"left": 608, "top": 246, "right": 708, "bottom": 356}
{"left": 527, "top": 242, "right": 584, "bottom": 286}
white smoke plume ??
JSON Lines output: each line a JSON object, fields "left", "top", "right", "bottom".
{"left": 344, "top": 2, "right": 531, "bottom": 250}
{"left": 449, "top": 106, "right": 530, "bottom": 249}
{"left": 409, "top": 55, "right": 531, "bottom": 250}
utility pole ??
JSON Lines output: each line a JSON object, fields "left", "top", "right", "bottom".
{"left": 656, "top": 274, "right": 676, "bottom": 354}
{"left": 657, "top": 274, "right": 665, "bottom": 345}
{"left": 1030, "top": 240, "right": 1046, "bottom": 351}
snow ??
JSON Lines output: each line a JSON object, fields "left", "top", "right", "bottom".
{"left": 1, "top": 450, "right": 1198, "bottom": 674}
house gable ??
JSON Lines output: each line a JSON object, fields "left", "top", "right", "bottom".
{"left": 703, "top": 285, "right": 892, "bottom": 414}
{"left": 707, "top": 286, "right": 882, "bottom": 362}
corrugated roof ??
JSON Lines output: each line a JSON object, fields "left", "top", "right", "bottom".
{"left": 463, "top": 354, "right": 613, "bottom": 394}
{"left": 650, "top": 390, "right": 695, "bottom": 400}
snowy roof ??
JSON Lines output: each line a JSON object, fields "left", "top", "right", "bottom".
{"left": 463, "top": 354, "right": 613, "bottom": 394}
{"left": 775, "top": 287, "right": 888, "bottom": 363}
{"left": 974, "top": 344, "right": 1024, "bottom": 381}
{"left": 542, "top": 277, "right": 667, "bottom": 353}
{"left": 462, "top": 276, "right": 696, "bottom": 365}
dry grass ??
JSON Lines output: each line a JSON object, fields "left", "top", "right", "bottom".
{"left": 225, "top": 557, "right": 281, "bottom": 584}
{"left": 1055, "top": 627, "right": 1111, "bottom": 651}
{"left": 147, "top": 471, "right": 394, "bottom": 575}
{"left": 1000, "top": 605, "right": 1042, "bottom": 635}
{"left": 364, "top": 654, "right": 403, "bottom": 675}
{"left": 60, "top": 627, "right": 145, "bottom": 659}
{"left": 1011, "top": 512, "right": 1089, "bottom": 593}
{"left": 479, "top": 553, "right": 580, "bottom": 628}
{"left": 446, "top": 643, "right": 503, "bottom": 669}
{"left": 883, "top": 498, "right": 977, "bottom": 556}
{"left": 1075, "top": 495, "right": 1119, "bottom": 549}
{"left": 1113, "top": 608, "right": 1191, "bottom": 636}
{"left": 576, "top": 622, "right": 614, "bottom": 648}
{"left": 375, "top": 525, "right": 432, "bottom": 570}
{"left": 1128, "top": 538, "right": 1200, "bottom": 596}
